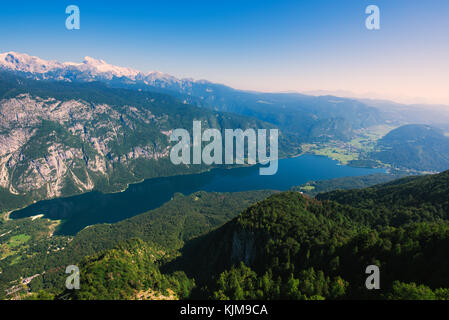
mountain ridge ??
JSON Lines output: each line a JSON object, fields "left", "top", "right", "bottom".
{"left": 0, "top": 51, "right": 385, "bottom": 141}
{"left": 0, "top": 51, "right": 185, "bottom": 83}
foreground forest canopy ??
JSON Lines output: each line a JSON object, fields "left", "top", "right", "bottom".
{"left": 13, "top": 170, "right": 449, "bottom": 300}
{"left": 0, "top": 190, "right": 275, "bottom": 298}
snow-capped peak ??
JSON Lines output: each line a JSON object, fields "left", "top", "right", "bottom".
{"left": 0, "top": 51, "right": 180, "bottom": 82}
{"left": 0, "top": 51, "right": 63, "bottom": 73}
{"left": 79, "top": 56, "right": 141, "bottom": 79}
{"left": 83, "top": 56, "right": 107, "bottom": 65}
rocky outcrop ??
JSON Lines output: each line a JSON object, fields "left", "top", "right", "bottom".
{"left": 0, "top": 94, "right": 171, "bottom": 200}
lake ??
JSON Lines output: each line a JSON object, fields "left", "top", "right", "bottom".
{"left": 10, "top": 154, "right": 384, "bottom": 235}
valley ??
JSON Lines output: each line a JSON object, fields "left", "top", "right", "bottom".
{"left": 302, "top": 124, "right": 396, "bottom": 165}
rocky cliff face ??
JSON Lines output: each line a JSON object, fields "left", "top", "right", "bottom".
{"left": 231, "top": 229, "right": 257, "bottom": 266}
{"left": 0, "top": 93, "right": 171, "bottom": 201}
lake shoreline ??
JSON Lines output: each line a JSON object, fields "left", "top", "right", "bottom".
{"left": 10, "top": 154, "right": 386, "bottom": 236}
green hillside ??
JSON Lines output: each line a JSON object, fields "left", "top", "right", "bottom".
{"left": 72, "top": 239, "right": 195, "bottom": 300}
{"left": 371, "top": 124, "right": 449, "bottom": 172}
{"left": 165, "top": 170, "right": 449, "bottom": 300}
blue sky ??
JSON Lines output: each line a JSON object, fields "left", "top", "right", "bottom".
{"left": 1, "top": 0, "right": 448, "bottom": 104}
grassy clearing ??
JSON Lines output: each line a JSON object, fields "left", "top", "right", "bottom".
{"left": 312, "top": 146, "right": 359, "bottom": 164}
{"left": 1, "top": 233, "right": 31, "bottom": 260}
{"left": 299, "top": 185, "right": 315, "bottom": 192}
{"left": 9, "top": 255, "right": 21, "bottom": 266}
{"left": 8, "top": 234, "right": 31, "bottom": 248}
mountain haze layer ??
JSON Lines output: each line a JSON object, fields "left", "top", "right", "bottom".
{"left": 0, "top": 52, "right": 385, "bottom": 142}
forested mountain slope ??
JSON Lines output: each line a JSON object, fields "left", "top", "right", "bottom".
{"left": 370, "top": 124, "right": 449, "bottom": 172}
{"left": 15, "top": 170, "right": 449, "bottom": 300}
{"left": 165, "top": 170, "right": 449, "bottom": 299}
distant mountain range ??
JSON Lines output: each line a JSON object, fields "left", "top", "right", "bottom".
{"left": 2, "top": 51, "right": 444, "bottom": 123}
{"left": 3, "top": 52, "right": 448, "bottom": 132}
{"left": 0, "top": 51, "right": 186, "bottom": 85}
{"left": 0, "top": 52, "right": 385, "bottom": 140}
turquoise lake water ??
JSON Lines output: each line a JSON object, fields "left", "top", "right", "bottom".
{"left": 11, "top": 154, "right": 384, "bottom": 235}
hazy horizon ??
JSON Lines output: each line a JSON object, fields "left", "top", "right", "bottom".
{"left": 1, "top": 0, "right": 448, "bottom": 104}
